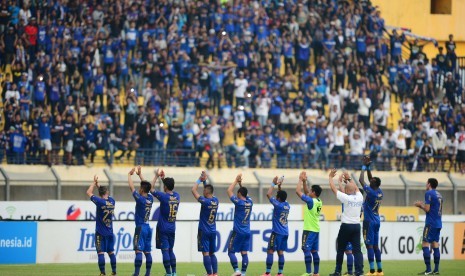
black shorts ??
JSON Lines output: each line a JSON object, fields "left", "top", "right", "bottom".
{"left": 457, "top": 150, "right": 465, "bottom": 163}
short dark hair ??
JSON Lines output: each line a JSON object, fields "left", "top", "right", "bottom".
{"left": 277, "top": 190, "right": 287, "bottom": 202}
{"left": 204, "top": 184, "right": 214, "bottom": 194}
{"left": 372, "top": 177, "right": 381, "bottom": 188}
{"left": 98, "top": 186, "right": 108, "bottom": 196}
{"left": 428, "top": 178, "right": 439, "bottom": 189}
{"left": 238, "top": 187, "right": 248, "bottom": 197}
{"left": 140, "top": 180, "right": 151, "bottom": 193}
{"left": 163, "top": 177, "right": 175, "bottom": 191}
{"left": 311, "top": 185, "right": 322, "bottom": 197}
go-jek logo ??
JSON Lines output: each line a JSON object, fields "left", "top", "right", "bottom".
{"left": 67, "top": 205, "right": 82, "bottom": 220}
{"left": 78, "top": 227, "right": 136, "bottom": 256}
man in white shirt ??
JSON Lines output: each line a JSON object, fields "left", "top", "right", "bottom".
{"left": 373, "top": 104, "right": 388, "bottom": 134}
{"left": 350, "top": 131, "right": 365, "bottom": 155}
{"left": 455, "top": 125, "right": 465, "bottom": 173}
{"left": 305, "top": 101, "right": 319, "bottom": 123}
{"left": 234, "top": 71, "right": 248, "bottom": 106}
{"left": 357, "top": 92, "right": 372, "bottom": 128}
{"left": 328, "top": 169, "right": 364, "bottom": 276}
{"left": 332, "top": 121, "right": 348, "bottom": 167}
{"left": 256, "top": 90, "right": 271, "bottom": 126}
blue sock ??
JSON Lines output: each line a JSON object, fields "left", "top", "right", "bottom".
{"left": 304, "top": 250, "right": 312, "bottom": 274}
{"left": 169, "top": 249, "right": 176, "bottom": 273}
{"left": 266, "top": 253, "right": 273, "bottom": 273}
{"left": 210, "top": 254, "right": 218, "bottom": 274}
{"left": 203, "top": 255, "right": 213, "bottom": 275}
{"left": 368, "top": 247, "right": 375, "bottom": 272}
{"left": 162, "top": 250, "right": 171, "bottom": 274}
{"left": 134, "top": 252, "right": 142, "bottom": 276}
{"left": 144, "top": 253, "right": 152, "bottom": 276}
{"left": 311, "top": 251, "right": 320, "bottom": 274}
{"left": 228, "top": 252, "right": 238, "bottom": 271}
{"left": 374, "top": 247, "right": 382, "bottom": 272}
{"left": 433, "top": 247, "right": 440, "bottom": 272}
{"left": 423, "top": 247, "right": 431, "bottom": 272}
{"left": 98, "top": 253, "right": 105, "bottom": 274}
{"left": 241, "top": 253, "right": 249, "bottom": 273}
{"left": 109, "top": 253, "right": 116, "bottom": 273}
{"left": 346, "top": 253, "right": 354, "bottom": 274}
{"left": 278, "top": 253, "right": 285, "bottom": 274}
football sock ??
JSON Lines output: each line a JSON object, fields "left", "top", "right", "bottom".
{"left": 346, "top": 253, "right": 354, "bottom": 274}
{"left": 374, "top": 246, "right": 382, "bottom": 272}
{"left": 109, "top": 253, "right": 116, "bottom": 273}
{"left": 134, "top": 252, "right": 142, "bottom": 276}
{"left": 228, "top": 252, "right": 238, "bottom": 270}
{"left": 144, "top": 252, "right": 152, "bottom": 276}
{"left": 304, "top": 250, "right": 312, "bottom": 274}
{"left": 241, "top": 253, "right": 249, "bottom": 273}
{"left": 368, "top": 247, "right": 375, "bottom": 273}
{"left": 278, "top": 253, "right": 284, "bottom": 274}
{"left": 98, "top": 253, "right": 105, "bottom": 274}
{"left": 433, "top": 247, "right": 440, "bottom": 272}
{"left": 169, "top": 249, "right": 176, "bottom": 273}
{"left": 266, "top": 253, "right": 273, "bottom": 273}
{"left": 423, "top": 247, "right": 431, "bottom": 272}
{"left": 203, "top": 255, "right": 213, "bottom": 275}
{"left": 210, "top": 254, "right": 218, "bottom": 274}
{"left": 162, "top": 250, "right": 171, "bottom": 274}
{"left": 311, "top": 251, "right": 320, "bottom": 274}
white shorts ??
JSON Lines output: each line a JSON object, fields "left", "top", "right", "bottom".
{"left": 40, "top": 139, "right": 52, "bottom": 151}
{"left": 65, "top": 140, "right": 74, "bottom": 153}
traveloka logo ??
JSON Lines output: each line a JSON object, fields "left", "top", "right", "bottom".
{"left": 6, "top": 206, "right": 16, "bottom": 219}
{"left": 67, "top": 205, "right": 82, "bottom": 220}
{"left": 78, "top": 227, "right": 136, "bottom": 256}
{"left": 415, "top": 226, "right": 423, "bottom": 254}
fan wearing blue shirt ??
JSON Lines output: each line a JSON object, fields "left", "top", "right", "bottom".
{"left": 414, "top": 178, "right": 443, "bottom": 275}
{"left": 86, "top": 175, "right": 117, "bottom": 276}
{"left": 128, "top": 166, "right": 154, "bottom": 276}
{"left": 359, "top": 156, "right": 384, "bottom": 276}
{"left": 226, "top": 173, "right": 253, "bottom": 276}
{"left": 38, "top": 113, "right": 52, "bottom": 165}
{"left": 192, "top": 171, "right": 219, "bottom": 276}
{"left": 262, "top": 176, "right": 289, "bottom": 276}
{"left": 150, "top": 169, "right": 181, "bottom": 276}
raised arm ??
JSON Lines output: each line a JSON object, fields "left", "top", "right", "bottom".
{"left": 86, "top": 175, "right": 99, "bottom": 197}
{"left": 192, "top": 171, "right": 207, "bottom": 200}
{"left": 329, "top": 168, "right": 338, "bottom": 195}
{"left": 295, "top": 171, "right": 307, "bottom": 198}
{"left": 338, "top": 174, "right": 345, "bottom": 192}
{"left": 302, "top": 172, "right": 310, "bottom": 195}
{"left": 128, "top": 167, "right": 136, "bottom": 193}
{"left": 227, "top": 173, "right": 242, "bottom": 198}
{"left": 151, "top": 168, "right": 165, "bottom": 193}
{"left": 267, "top": 176, "right": 279, "bottom": 200}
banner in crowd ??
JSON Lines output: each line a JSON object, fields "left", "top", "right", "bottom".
{"left": 0, "top": 222, "right": 37, "bottom": 264}
{"left": 318, "top": 206, "right": 419, "bottom": 222}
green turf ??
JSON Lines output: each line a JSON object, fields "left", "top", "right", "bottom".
{"left": 0, "top": 260, "right": 464, "bottom": 276}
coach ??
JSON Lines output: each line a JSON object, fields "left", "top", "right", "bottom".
{"left": 328, "top": 169, "right": 364, "bottom": 276}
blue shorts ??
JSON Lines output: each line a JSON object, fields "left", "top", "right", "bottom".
{"left": 197, "top": 229, "right": 216, "bottom": 253}
{"left": 345, "top": 242, "right": 353, "bottom": 251}
{"left": 363, "top": 220, "right": 380, "bottom": 246}
{"left": 134, "top": 224, "right": 152, "bottom": 252}
{"left": 156, "top": 226, "right": 175, "bottom": 250}
{"left": 423, "top": 225, "right": 441, "bottom": 243}
{"left": 95, "top": 232, "right": 115, "bottom": 253}
{"left": 302, "top": 230, "right": 319, "bottom": 251}
{"left": 267, "top": 232, "right": 288, "bottom": 251}
{"left": 227, "top": 231, "right": 250, "bottom": 252}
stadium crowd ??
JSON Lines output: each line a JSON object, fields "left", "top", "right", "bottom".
{"left": 0, "top": 0, "right": 464, "bottom": 172}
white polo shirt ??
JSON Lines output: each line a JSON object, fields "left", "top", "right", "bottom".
{"left": 336, "top": 191, "right": 363, "bottom": 224}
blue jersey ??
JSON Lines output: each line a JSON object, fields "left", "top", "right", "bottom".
{"left": 230, "top": 195, "right": 253, "bottom": 234}
{"left": 270, "top": 198, "right": 290, "bottom": 235}
{"left": 152, "top": 191, "right": 180, "bottom": 233}
{"left": 90, "top": 195, "right": 115, "bottom": 236}
{"left": 38, "top": 119, "right": 51, "bottom": 140}
{"left": 132, "top": 191, "right": 154, "bottom": 226}
{"left": 363, "top": 185, "right": 383, "bottom": 223}
{"left": 425, "top": 189, "right": 443, "bottom": 228}
{"left": 198, "top": 196, "right": 219, "bottom": 234}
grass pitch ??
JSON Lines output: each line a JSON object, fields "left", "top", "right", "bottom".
{"left": 0, "top": 260, "right": 464, "bottom": 276}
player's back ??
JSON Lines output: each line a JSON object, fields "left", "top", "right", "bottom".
{"left": 154, "top": 190, "right": 180, "bottom": 233}
{"left": 271, "top": 198, "right": 290, "bottom": 235}
{"left": 363, "top": 185, "right": 383, "bottom": 223}
{"left": 91, "top": 195, "right": 115, "bottom": 236}
{"left": 199, "top": 196, "right": 219, "bottom": 234}
{"left": 133, "top": 191, "right": 154, "bottom": 226}
{"left": 425, "top": 189, "right": 443, "bottom": 228}
{"left": 231, "top": 195, "right": 253, "bottom": 234}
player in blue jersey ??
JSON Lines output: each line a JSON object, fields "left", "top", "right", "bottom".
{"left": 86, "top": 175, "right": 117, "bottom": 276}
{"left": 192, "top": 170, "right": 219, "bottom": 276}
{"left": 261, "top": 175, "right": 289, "bottom": 276}
{"left": 415, "top": 178, "right": 443, "bottom": 275}
{"left": 128, "top": 166, "right": 154, "bottom": 276}
{"left": 227, "top": 173, "right": 253, "bottom": 276}
{"left": 150, "top": 168, "right": 181, "bottom": 276}
{"left": 359, "top": 156, "right": 384, "bottom": 276}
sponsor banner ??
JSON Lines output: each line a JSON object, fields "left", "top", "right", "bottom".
{"left": 35, "top": 221, "right": 455, "bottom": 263}
{"left": 316, "top": 205, "right": 419, "bottom": 222}
{"left": 0, "top": 222, "right": 37, "bottom": 264}
{"left": 454, "top": 223, "right": 465, "bottom": 260}
{"left": 0, "top": 202, "right": 47, "bottom": 220}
